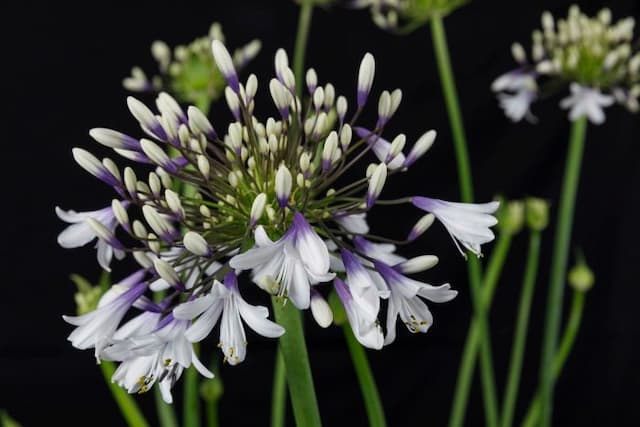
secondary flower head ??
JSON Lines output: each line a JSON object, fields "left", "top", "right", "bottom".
{"left": 352, "top": 0, "right": 469, "bottom": 32}
{"left": 59, "top": 40, "right": 498, "bottom": 400}
{"left": 493, "top": 5, "right": 640, "bottom": 124}
{"left": 123, "top": 23, "right": 260, "bottom": 109}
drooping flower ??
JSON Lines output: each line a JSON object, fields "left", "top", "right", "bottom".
{"left": 493, "top": 5, "right": 640, "bottom": 124}
{"left": 334, "top": 278, "right": 384, "bottom": 349}
{"left": 174, "top": 272, "right": 284, "bottom": 365}
{"left": 56, "top": 204, "right": 127, "bottom": 271}
{"left": 411, "top": 197, "right": 499, "bottom": 257}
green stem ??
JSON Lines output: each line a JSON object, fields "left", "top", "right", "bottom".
{"left": 99, "top": 361, "right": 149, "bottom": 427}
{"left": 271, "top": 298, "right": 322, "bottom": 427}
{"left": 271, "top": 350, "right": 287, "bottom": 427}
{"left": 343, "top": 324, "right": 387, "bottom": 427}
{"left": 155, "top": 384, "right": 179, "bottom": 427}
{"left": 501, "top": 231, "right": 542, "bottom": 427}
{"left": 539, "top": 117, "right": 588, "bottom": 426}
{"left": 206, "top": 400, "right": 219, "bottom": 427}
{"left": 430, "top": 14, "right": 474, "bottom": 203}
{"left": 522, "top": 291, "right": 586, "bottom": 427}
{"left": 449, "top": 235, "right": 510, "bottom": 427}
{"left": 293, "top": 0, "right": 314, "bottom": 97}
{"left": 183, "top": 343, "right": 201, "bottom": 427}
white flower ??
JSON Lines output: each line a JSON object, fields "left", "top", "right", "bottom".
{"left": 492, "top": 71, "right": 538, "bottom": 122}
{"left": 173, "top": 272, "right": 284, "bottom": 365}
{"left": 334, "top": 278, "right": 384, "bottom": 349}
{"left": 229, "top": 213, "right": 335, "bottom": 309}
{"left": 56, "top": 204, "right": 126, "bottom": 271}
{"left": 411, "top": 197, "right": 499, "bottom": 257}
{"left": 103, "top": 316, "right": 213, "bottom": 403}
{"left": 560, "top": 83, "right": 615, "bottom": 125}
{"left": 374, "top": 261, "right": 457, "bottom": 345}
{"left": 335, "top": 213, "right": 370, "bottom": 235}
{"left": 62, "top": 273, "right": 149, "bottom": 359}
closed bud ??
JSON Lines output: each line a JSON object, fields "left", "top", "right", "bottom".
{"left": 124, "top": 167, "right": 138, "bottom": 197}
{"left": 250, "top": 193, "right": 267, "bottom": 227}
{"left": 183, "top": 231, "right": 211, "bottom": 256}
{"left": 357, "top": 53, "right": 375, "bottom": 108}
{"left": 197, "top": 155, "right": 210, "bottom": 177}
{"left": 322, "top": 132, "right": 338, "bottom": 171}
{"left": 387, "top": 134, "right": 406, "bottom": 163}
{"left": 525, "top": 197, "right": 549, "bottom": 231}
{"left": 299, "top": 152, "right": 311, "bottom": 172}
{"left": 336, "top": 96, "right": 348, "bottom": 120}
{"left": 340, "top": 124, "right": 352, "bottom": 150}
{"left": 310, "top": 291, "right": 333, "bottom": 328}
{"left": 396, "top": 255, "right": 439, "bottom": 274}
{"left": 500, "top": 200, "right": 525, "bottom": 235}
{"left": 211, "top": 40, "right": 240, "bottom": 93}
{"left": 568, "top": 258, "right": 594, "bottom": 292}
{"left": 407, "top": 214, "right": 435, "bottom": 241}
{"left": 275, "top": 164, "right": 293, "bottom": 208}
{"left": 148, "top": 233, "right": 161, "bottom": 253}
{"left": 148, "top": 172, "right": 162, "bottom": 197}
{"left": 188, "top": 106, "right": 216, "bottom": 140}
{"left": 366, "top": 163, "right": 387, "bottom": 209}
{"left": 165, "top": 189, "right": 185, "bottom": 220}
{"left": 405, "top": 130, "right": 436, "bottom": 167}
{"left": 86, "top": 218, "right": 124, "bottom": 250}
{"left": 306, "top": 68, "right": 318, "bottom": 93}
{"left": 153, "top": 258, "right": 182, "bottom": 288}
{"left": 511, "top": 42, "right": 527, "bottom": 63}
{"left": 111, "top": 199, "right": 130, "bottom": 231}
{"left": 313, "top": 87, "right": 325, "bottom": 110}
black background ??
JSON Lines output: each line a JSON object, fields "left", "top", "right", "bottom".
{"left": 3, "top": 1, "right": 640, "bottom": 426}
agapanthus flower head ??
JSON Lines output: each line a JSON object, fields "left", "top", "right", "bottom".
{"left": 352, "top": 0, "right": 469, "bottom": 32}
{"left": 123, "top": 22, "right": 260, "bottom": 109}
{"left": 59, "top": 39, "right": 498, "bottom": 400}
{"left": 493, "top": 5, "right": 640, "bottom": 124}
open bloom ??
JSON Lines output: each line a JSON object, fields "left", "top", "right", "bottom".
{"left": 59, "top": 40, "right": 498, "bottom": 398}
{"left": 560, "top": 84, "right": 614, "bottom": 125}
{"left": 230, "top": 213, "right": 335, "bottom": 309}
{"left": 56, "top": 204, "right": 126, "bottom": 271}
{"left": 412, "top": 197, "right": 500, "bottom": 257}
{"left": 493, "top": 5, "right": 640, "bottom": 124}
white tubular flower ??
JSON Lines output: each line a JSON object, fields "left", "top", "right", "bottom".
{"left": 411, "top": 197, "right": 500, "bottom": 257}
{"left": 560, "top": 83, "right": 615, "bottom": 125}
{"left": 492, "top": 71, "right": 538, "bottom": 122}
{"left": 374, "top": 261, "right": 457, "bottom": 345}
{"left": 62, "top": 275, "right": 149, "bottom": 359}
{"left": 103, "top": 316, "right": 213, "bottom": 403}
{"left": 173, "top": 272, "right": 284, "bottom": 365}
{"left": 56, "top": 204, "right": 126, "bottom": 271}
{"left": 334, "top": 278, "right": 384, "bottom": 349}
{"left": 230, "top": 213, "right": 335, "bottom": 309}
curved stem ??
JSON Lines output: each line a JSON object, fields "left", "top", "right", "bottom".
{"left": 430, "top": 14, "right": 474, "bottom": 203}
{"left": 539, "top": 117, "right": 588, "bottom": 426}
{"left": 522, "top": 290, "right": 586, "bottom": 427}
{"left": 343, "top": 324, "right": 387, "bottom": 427}
{"left": 293, "top": 0, "right": 314, "bottom": 97}
{"left": 99, "top": 361, "right": 149, "bottom": 427}
{"left": 501, "top": 231, "right": 542, "bottom": 427}
{"left": 271, "top": 350, "right": 287, "bottom": 427}
{"left": 272, "top": 298, "right": 322, "bottom": 427}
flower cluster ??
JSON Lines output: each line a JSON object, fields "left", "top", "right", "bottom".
{"left": 352, "top": 0, "right": 468, "bottom": 32}
{"left": 493, "top": 5, "right": 640, "bottom": 124}
{"left": 123, "top": 23, "right": 260, "bottom": 109}
{"left": 58, "top": 40, "right": 498, "bottom": 401}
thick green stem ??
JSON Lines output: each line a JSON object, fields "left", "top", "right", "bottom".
{"left": 293, "top": 0, "right": 314, "bottom": 97}
{"left": 501, "top": 231, "right": 542, "bottom": 427}
{"left": 271, "top": 350, "right": 287, "bottom": 427}
{"left": 522, "top": 291, "right": 586, "bottom": 427}
{"left": 206, "top": 400, "right": 219, "bottom": 427}
{"left": 430, "top": 14, "right": 474, "bottom": 203}
{"left": 449, "top": 234, "right": 510, "bottom": 427}
{"left": 343, "top": 325, "right": 387, "bottom": 427}
{"left": 272, "top": 298, "right": 322, "bottom": 427}
{"left": 183, "top": 344, "right": 201, "bottom": 427}
{"left": 99, "top": 361, "right": 149, "bottom": 427}
{"left": 539, "top": 117, "right": 588, "bottom": 426}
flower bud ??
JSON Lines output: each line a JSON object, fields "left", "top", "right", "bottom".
{"left": 357, "top": 53, "right": 375, "bottom": 108}
{"left": 310, "top": 291, "right": 333, "bottom": 328}
{"left": 250, "top": 193, "right": 267, "bottom": 227}
{"left": 407, "top": 214, "right": 435, "bottom": 241}
{"left": 153, "top": 258, "right": 182, "bottom": 288}
{"left": 165, "top": 189, "right": 185, "bottom": 220}
{"left": 275, "top": 164, "right": 293, "bottom": 208}
{"left": 568, "top": 259, "right": 594, "bottom": 292}
{"left": 336, "top": 96, "right": 348, "bottom": 121}
{"left": 306, "top": 68, "right": 318, "bottom": 93}
{"left": 86, "top": 218, "right": 124, "bottom": 250}
{"left": 313, "top": 87, "right": 325, "bottom": 110}
{"left": 211, "top": 40, "right": 239, "bottom": 93}
{"left": 404, "top": 130, "right": 436, "bottom": 167}
{"left": 322, "top": 132, "right": 338, "bottom": 171}
{"left": 111, "top": 200, "right": 130, "bottom": 231}
{"left": 188, "top": 106, "right": 216, "bottom": 140}
{"left": 396, "top": 255, "right": 439, "bottom": 274}
{"left": 340, "top": 124, "right": 352, "bottom": 150}
{"left": 526, "top": 197, "right": 549, "bottom": 231}
{"left": 500, "top": 200, "right": 525, "bottom": 235}
{"left": 183, "top": 231, "right": 211, "bottom": 257}
{"left": 366, "top": 163, "right": 387, "bottom": 209}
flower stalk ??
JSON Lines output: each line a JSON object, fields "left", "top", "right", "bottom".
{"left": 430, "top": 13, "right": 499, "bottom": 427}
{"left": 343, "top": 324, "right": 387, "bottom": 427}
{"left": 271, "top": 352, "right": 288, "bottom": 427}
{"left": 99, "top": 361, "right": 150, "bottom": 427}
{"left": 272, "top": 297, "right": 322, "bottom": 427}
{"left": 501, "top": 230, "right": 542, "bottom": 427}
{"left": 538, "top": 117, "right": 588, "bottom": 426}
